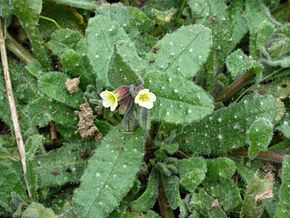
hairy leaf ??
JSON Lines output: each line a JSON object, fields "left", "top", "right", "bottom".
{"left": 47, "top": 28, "right": 86, "bottom": 57}
{"left": 189, "top": 188, "right": 228, "bottom": 217}
{"left": 176, "top": 94, "right": 285, "bottom": 154}
{"left": 148, "top": 24, "right": 212, "bottom": 79}
{"left": 206, "top": 157, "right": 236, "bottom": 180}
{"left": 61, "top": 49, "right": 95, "bottom": 89}
{"left": 276, "top": 156, "right": 290, "bottom": 218}
{"left": 0, "top": 162, "right": 28, "bottom": 214}
{"left": 0, "top": 0, "right": 13, "bottom": 17}
{"left": 241, "top": 174, "right": 274, "bottom": 218}
{"left": 38, "top": 72, "right": 84, "bottom": 108}
{"left": 50, "top": 0, "right": 96, "bottom": 10}
{"left": 161, "top": 175, "right": 182, "bottom": 209}
{"left": 108, "top": 42, "right": 143, "bottom": 88}
{"left": 73, "top": 127, "right": 144, "bottom": 218}
{"left": 188, "top": 0, "right": 247, "bottom": 91}
{"left": 86, "top": 15, "right": 131, "bottom": 87}
{"left": 131, "top": 167, "right": 159, "bottom": 213}
{"left": 23, "top": 97, "right": 77, "bottom": 127}
{"left": 13, "top": 0, "right": 52, "bottom": 69}
{"left": 226, "top": 49, "right": 263, "bottom": 80}
{"left": 36, "top": 142, "right": 95, "bottom": 188}
{"left": 22, "top": 202, "right": 56, "bottom": 218}
{"left": 178, "top": 157, "right": 207, "bottom": 192}
{"left": 204, "top": 180, "right": 242, "bottom": 212}
{"left": 248, "top": 118, "right": 273, "bottom": 159}
{"left": 26, "top": 134, "right": 44, "bottom": 161}
{"left": 144, "top": 72, "right": 214, "bottom": 124}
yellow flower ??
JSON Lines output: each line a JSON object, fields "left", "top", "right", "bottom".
{"left": 134, "top": 89, "right": 156, "bottom": 109}
{"left": 100, "top": 90, "right": 119, "bottom": 111}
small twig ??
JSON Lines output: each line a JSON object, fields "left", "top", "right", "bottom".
{"left": 49, "top": 121, "right": 58, "bottom": 141}
{"left": 158, "top": 184, "right": 175, "bottom": 218}
{"left": 0, "top": 18, "right": 31, "bottom": 198}
{"left": 215, "top": 70, "right": 254, "bottom": 102}
{"left": 230, "top": 149, "right": 286, "bottom": 163}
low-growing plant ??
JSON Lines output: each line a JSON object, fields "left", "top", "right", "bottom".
{"left": 0, "top": 0, "right": 289, "bottom": 217}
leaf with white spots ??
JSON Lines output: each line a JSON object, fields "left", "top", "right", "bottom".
{"left": 144, "top": 72, "right": 214, "bottom": 124}
{"left": 176, "top": 94, "right": 285, "bottom": 154}
{"left": 72, "top": 127, "right": 145, "bottom": 218}
{"left": 86, "top": 15, "right": 134, "bottom": 87}
{"left": 247, "top": 118, "right": 273, "bottom": 159}
{"left": 107, "top": 42, "right": 143, "bottom": 88}
{"left": 226, "top": 49, "right": 263, "bottom": 80}
{"left": 276, "top": 156, "right": 290, "bottom": 218}
{"left": 38, "top": 72, "right": 84, "bottom": 109}
{"left": 147, "top": 24, "right": 212, "bottom": 79}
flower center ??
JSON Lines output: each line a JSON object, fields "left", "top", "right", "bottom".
{"left": 108, "top": 93, "right": 118, "bottom": 103}
{"left": 138, "top": 93, "right": 150, "bottom": 102}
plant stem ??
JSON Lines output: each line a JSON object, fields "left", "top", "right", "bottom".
{"left": 158, "top": 184, "right": 175, "bottom": 218}
{"left": 0, "top": 18, "right": 32, "bottom": 198}
{"left": 50, "top": 121, "right": 58, "bottom": 140}
{"left": 215, "top": 70, "right": 254, "bottom": 102}
{"left": 230, "top": 149, "right": 286, "bottom": 163}
{"left": 39, "top": 15, "right": 62, "bottom": 29}
{"left": 176, "top": 0, "right": 187, "bottom": 21}
{"left": 5, "top": 33, "right": 34, "bottom": 63}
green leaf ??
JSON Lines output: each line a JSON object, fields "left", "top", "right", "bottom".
{"left": 241, "top": 174, "right": 274, "bottom": 218}
{"left": 26, "top": 160, "right": 39, "bottom": 201}
{"left": 0, "top": 0, "right": 13, "bottom": 18}
{"left": 276, "top": 156, "right": 290, "bottom": 218}
{"left": 188, "top": 0, "right": 247, "bottom": 91}
{"left": 248, "top": 118, "right": 273, "bottom": 159}
{"left": 148, "top": 24, "right": 212, "bottom": 79}
{"left": 38, "top": 72, "right": 84, "bottom": 109}
{"left": 0, "top": 162, "right": 28, "bottom": 214}
{"left": 206, "top": 157, "right": 236, "bottom": 180}
{"left": 189, "top": 188, "right": 228, "bottom": 217}
{"left": 245, "top": 0, "right": 278, "bottom": 58}
{"left": 73, "top": 127, "right": 145, "bottom": 218}
{"left": 96, "top": 3, "right": 152, "bottom": 33}
{"left": 256, "top": 21, "right": 276, "bottom": 50}
{"left": 60, "top": 49, "right": 95, "bottom": 89}
{"left": 25, "top": 134, "right": 44, "bottom": 161}
{"left": 47, "top": 28, "right": 86, "bottom": 57}
{"left": 49, "top": 0, "right": 96, "bottom": 11}
{"left": 204, "top": 180, "right": 242, "bottom": 213}
{"left": 161, "top": 175, "right": 182, "bottom": 210}
{"left": 86, "top": 15, "right": 131, "bottom": 87}
{"left": 22, "top": 202, "right": 56, "bottom": 218}
{"left": 177, "top": 94, "right": 285, "bottom": 154}
{"left": 95, "top": 3, "right": 154, "bottom": 56}
{"left": 144, "top": 72, "right": 214, "bottom": 124}
{"left": 36, "top": 142, "right": 95, "bottom": 188}
{"left": 24, "top": 97, "right": 78, "bottom": 128}
{"left": 226, "top": 49, "right": 263, "bottom": 80}
{"left": 131, "top": 167, "right": 159, "bottom": 213}
{"left": 276, "top": 114, "right": 290, "bottom": 139}
{"left": 13, "top": 0, "right": 52, "bottom": 69}
{"left": 178, "top": 157, "right": 207, "bottom": 192}
{"left": 107, "top": 42, "right": 143, "bottom": 88}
